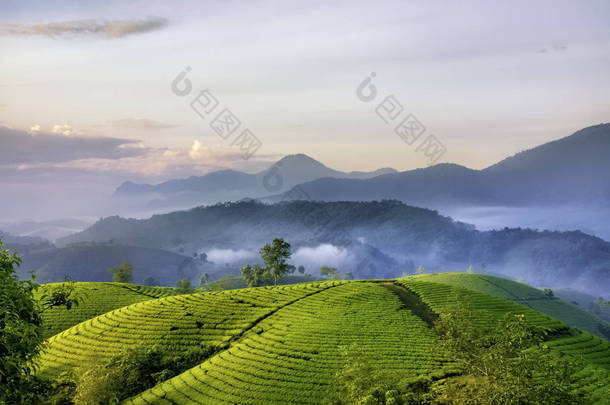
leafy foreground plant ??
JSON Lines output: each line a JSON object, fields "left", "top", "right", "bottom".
{"left": 0, "top": 240, "right": 81, "bottom": 404}
{"left": 328, "top": 304, "right": 591, "bottom": 405}
{"left": 433, "top": 305, "right": 589, "bottom": 405}
{"left": 72, "top": 344, "right": 218, "bottom": 404}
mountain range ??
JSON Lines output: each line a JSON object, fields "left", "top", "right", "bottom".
{"left": 112, "top": 124, "right": 610, "bottom": 239}
{"left": 276, "top": 124, "right": 610, "bottom": 207}
{"left": 114, "top": 154, "right": 396, "bottom": 212}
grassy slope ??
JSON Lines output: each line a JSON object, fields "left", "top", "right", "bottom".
{"left": 411, "top": 273, "right": 610, "bottom": 339}
{"left": 36, "top": 282, "right": 179, "bottom": 339}
{"left": 36, "top": 278, "right": 610, "bottom": 404}
{"left": 128, "top": 282, "right": 441, "bottom": 404}
{"left": 37, "top": 282, "right": 343, "bottom": 377}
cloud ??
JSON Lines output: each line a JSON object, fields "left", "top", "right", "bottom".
{"left": 0, "top": 126, "right": 148, "bottom": 165}
{"left": 108, "top": 118, "right": 177, "bottom": 130}
{"left": 52, "top": 123, "right": 74, "bottom": 136}
{"left": 0, "top": 18, "right": 168, "bottom": 38}
{"left": 189, "top": 140, "right": 204, "bottom": 160}
{"left": 292, "top": 244, "right": 354, "bottom": 269}
{"left": 187, "top": 140, "right": 240, "bottom": 161}
{"left": 29, "top": 124, "right": 41, "bottom": 133}
{"left": 205, "top": 248, "right": 257, "bottom": 264}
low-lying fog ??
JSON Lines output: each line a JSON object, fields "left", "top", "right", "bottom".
{"left": 442, "top": 205, "right": 610, "bottom": 242}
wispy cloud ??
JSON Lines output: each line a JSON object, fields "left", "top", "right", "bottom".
{"left": 0, "top": 17, "right": 168, "bottom": 38}
{"left": 108, "top": 118, "right": 177, "bottom": 130}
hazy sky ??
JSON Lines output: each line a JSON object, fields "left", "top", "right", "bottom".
{"left": 1, "top": 0, "right": 609, "bottom": 218}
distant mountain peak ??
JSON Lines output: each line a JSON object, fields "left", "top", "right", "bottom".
{"left": 274, "top": 153, "right": 330, "bottom": 168}
{"left": 484, "top": 123, "right": 610, "bottom": 173}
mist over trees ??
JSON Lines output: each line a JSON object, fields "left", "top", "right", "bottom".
{"left": 39, "top": 200, "right": 610, "bottom": 297}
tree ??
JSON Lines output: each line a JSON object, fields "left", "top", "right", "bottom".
{"left": 415, "top": 265, "right": 425, "bottom": 275}
{"left": 434, "top": 304, "right": 588, "bottom": 404}
{"left": 327, "top": 344, "right": 394, "bottom": 405}
{"left": 329, "top": 302, "right": 590, "bottom": 405}
{"left": 344, "top": 272, "right": 354, "bottom": 280}
{"left": 75, "top": 345, "right": 216, "bottom": 404}
{"left": 39, "top": 276, "right": 81, "bottom": 311}
{"left": 143, "top": 276, "right": 160, "bottom": 286}
{"left": 1, "top": 241, "right": 40, "bottom": 403}
{"left": 176, "top": 278, "right": 192, "bottom": 291}
{"left": 240, "top": 264, "right": 268, "bottom": 288}
{"left": 320, "top": 266, "right": 339, "bottom": 279}
{"left": 466, "top": 265, "right": 475, "bottom": 274}
{"left": 199, "top": 273, "right": 209, "bottom": 288}
{"left": 109, "top": 263, "right": 133, "bottom": 283}
{"left": 259, "top": 238, "right": 292, "bottom": 286}
{"left": 297, "top": 265, "right": 305, "bottom": 275}
{"left": 543, "top": 288, "right": 554, "bottom": 299}
{"left": 0, "top": 240, "right": 80, "bottom": 403}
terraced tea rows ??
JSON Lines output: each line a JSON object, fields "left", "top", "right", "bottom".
{"left": 35, "top": 278, "right": 610, "bottom": 404}
{"left": 413, "top": 273, "right": 610, "bottom": 338}
{"left": 37, "top": 282, "right": 178, "bottom": 339}
{"left": 397, "top": 278, "right": 566, "bottom": 331}
{"left": 400, "top": 276, "right": 610, "bottom": 403}
{"left": 38, "top": 281, "right": 340, "bottom": 376}
{"left": 127, "top": 282, "right": 443, "bottom": 404}
{"left": 546, "top": 332, "right": 610, "bottom": 369}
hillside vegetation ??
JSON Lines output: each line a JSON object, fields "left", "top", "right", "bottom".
{"left": 35, "top": 282, "right": 179, "bottom": 339}
{"left": 412, "top": 273, "right": 610, "bottom": 339}
{"left": 35, "top": 276, "right": 610, "bottom": 404}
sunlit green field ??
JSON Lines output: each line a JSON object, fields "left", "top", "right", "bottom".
{"left": 36, "top": 275, "right": 610, "bottom": 404}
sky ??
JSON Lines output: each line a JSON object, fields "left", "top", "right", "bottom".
{"left": 1, "top": 0, "right": 609, "bottom": 220}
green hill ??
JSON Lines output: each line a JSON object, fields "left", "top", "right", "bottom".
{"left": 411, "top": 273, "right": 610, "bottom": 339}
{"left": 36, "top": 282, "right": 179, "bottom": 339}
{"left": 35, "top": 277, "right": 610, "bottom": 404}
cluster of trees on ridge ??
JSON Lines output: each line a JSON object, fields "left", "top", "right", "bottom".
{"left": 239, "top": 238, "right": 355, "bottom": 287}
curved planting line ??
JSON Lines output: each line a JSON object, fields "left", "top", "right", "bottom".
{"left": 378, "top": 281, "right": 438, "bottom": 328}
{"left": 38, "top": 282, "right": 339, "bottom": 379}
{"left": 123, "top": 281, "right": 345, "bottom": 404}
{"left": 222, "top": 281, "right": 344, "bottom": 346}
{"left": 477, "top": 275, "right": 536, "bottom": 308}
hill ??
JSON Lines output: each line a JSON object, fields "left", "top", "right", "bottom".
{"left": 36, "top": 277, "right": 610, "bottom": 404}
{"left": 36, "top": 274, "right": 610, "bottom": 341}
{"left": 57, "top": 200, "right": 610, "bottom": 297}
{"left": 0, "top": 218, "right": 91, "bottom": 242}
{"left": 17, "top": 243, "right": 204, "bottom": 286}
{"left": 411, "top": 273, "right": 610, "bottom": 339}
{"left": 113, "top": 154, "right": 397, "bottom": 212}
{"left": 35, "top": 282, "right": 179, "bottom": 339}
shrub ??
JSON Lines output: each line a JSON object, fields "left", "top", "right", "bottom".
{"left": 74, "top": 345, "right": 216, "bottom": 404}
{"left": 108, "top": 263, "right": 132, "bottom": 283}
{"left": 176, "top": 278, "right": 192, "bottom": 291}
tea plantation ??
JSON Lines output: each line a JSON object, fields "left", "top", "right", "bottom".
{"left": 36, "top": 282, "right": 179, "bottom": 339}
{"left": 35, "top": 276, "right": 610, "bottom": 404}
